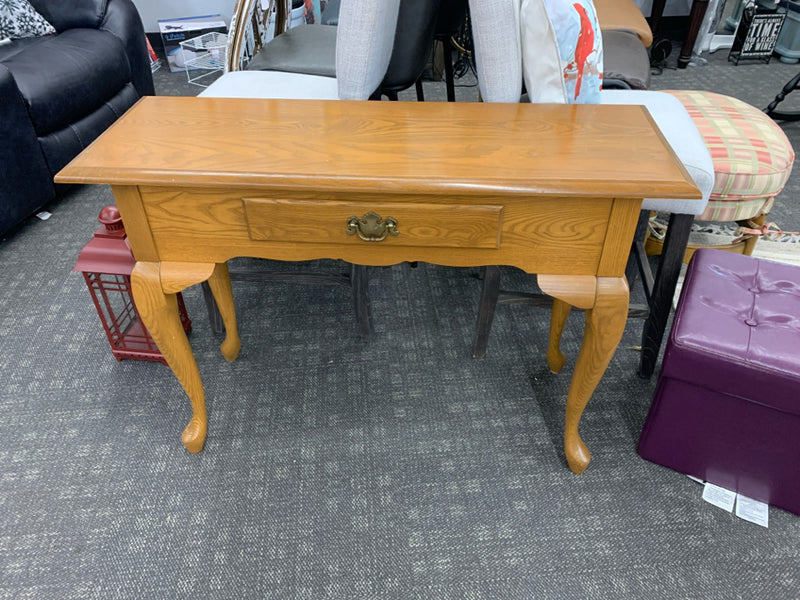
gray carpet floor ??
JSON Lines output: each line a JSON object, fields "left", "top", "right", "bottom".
{"left": 1, "top": 40, "right": 800, "bottom": 599}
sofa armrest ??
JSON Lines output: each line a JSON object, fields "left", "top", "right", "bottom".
{"left": 0, "top": 65, "right": 56, "bottom": 236}
{"left": 101, "top": 0, "right": 155, "bottom": 97}
{"left": 30, "top": 0, "right": 154, "bottom": 97}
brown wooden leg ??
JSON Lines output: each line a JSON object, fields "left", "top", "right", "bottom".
{"left": 540, "top": 275, "right": 628, "bottom": 474}
{"left": 539, "top": 275, "right": 596, "bottom": 376}
{"left": 205, "top": 262, "right": 240, "bottom": 361}
{"left": 740, "top": 213, "right": 766, "bottom": 256}
{"left": 131, "top": 262, "right": 208, "bottom": 453}
{"left": 472, "top": 265, "right": 501, "bottom": 358}
{"left": 547, "top": 298, "right": 571, "bottom": 373}
{"left": 678, "top": 0, "right": 710, "bottom": 68}
{"left": 566, "top": 277, "right": 629, "bottom": 473}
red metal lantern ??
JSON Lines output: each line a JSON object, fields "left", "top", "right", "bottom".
{"left": 73, "top": 205, "right": 191, "bottom": 363}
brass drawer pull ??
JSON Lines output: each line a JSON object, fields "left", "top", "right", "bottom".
{"left": 346, "top": 211, "right": 399, "bottom": 242}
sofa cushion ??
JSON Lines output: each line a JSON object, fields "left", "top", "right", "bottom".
{"left": 593, "top": 0, "right": 653, "bottom": 46}
{"left": 247, "top": 24, "right": 337, "bottom": 77}
{"left": 602, "top": 29, "right": 649, "bottom": 90}
{"left": 520, "top": 0, "right": 603, "bottom": 103}
{"left": 28, "top": 0, "right": 106, "bottom": 31}
{"left": 201, "top": 70, "right": 339, "bottom": 99}
{"left": 0, "top": 0, "right": 55, "bottom": 39}
{"left": 2, "top": 28, "right": 131, "bottom": 135}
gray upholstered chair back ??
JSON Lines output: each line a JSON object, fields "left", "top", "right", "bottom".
{"left": 336, "top": 0, "right": 402, "bottom": 99}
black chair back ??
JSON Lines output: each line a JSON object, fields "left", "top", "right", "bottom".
{"left": 378, "top": 0, "right": 442, "bottom": 98}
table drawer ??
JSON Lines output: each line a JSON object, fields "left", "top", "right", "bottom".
{"left": 243, "top": 198, "right": 503, "bottom": 249}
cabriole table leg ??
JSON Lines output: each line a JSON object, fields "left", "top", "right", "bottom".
{"left": 539, "top": 275, "right": 629, "bottom": 473}
{"left": 131, "top": 261, "right": 240, "bottom": 453}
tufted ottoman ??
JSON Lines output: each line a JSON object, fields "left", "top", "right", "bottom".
{"left": 637, "top": 248, "right": 800, "bottom": 515}
{"left": 648, "top": 90, "right": 795, "bottom": 259}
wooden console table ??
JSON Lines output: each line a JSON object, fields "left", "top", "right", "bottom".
{"left": 57, "top": 96, "right": 698, "bottom": 473}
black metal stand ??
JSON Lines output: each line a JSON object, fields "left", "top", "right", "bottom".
{"left": 764, "top": 70, "right": 800, "bottom": 121}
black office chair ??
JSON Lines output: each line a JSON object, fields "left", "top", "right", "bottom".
{"left": 431, "top": 0, "right": 470, "bottom": 101}
{"left": 375, "top": 0, "right": 442, "bottom": 100}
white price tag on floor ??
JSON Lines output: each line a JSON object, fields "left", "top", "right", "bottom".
{"left": 736, "top": 495, "right": 769, "bottom": 528}
{"left": 702, "top": 482, "right": 736, "bottom": 512}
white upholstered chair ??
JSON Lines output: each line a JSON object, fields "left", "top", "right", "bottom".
{"left": 198, "top": 0, "right": 402, "bottom": 341}
{"left": 213, "top": 0, "right": 442, "bottom": 102}
{"left": 202, "top": 0, "right": 401, "bottom": 100}
{"left": 467, "top": 0, "right": 715, "bottom": 378}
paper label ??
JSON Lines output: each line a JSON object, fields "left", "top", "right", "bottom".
{"left": 702, "top": 482, "right": 736, "bottom": 512}
{"left": 735, "top": 495, "right": 769, "bottom": 528}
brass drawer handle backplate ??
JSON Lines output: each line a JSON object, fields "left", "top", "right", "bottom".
{"left": 346, "top": 211, "right": 399, "bottom": 242}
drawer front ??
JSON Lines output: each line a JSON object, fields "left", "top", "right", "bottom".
{"left": 139, "top": 186, "right": 625, "bottom": 275}
{"left": 243, "top": 198, "right": 503, "bottom": 249}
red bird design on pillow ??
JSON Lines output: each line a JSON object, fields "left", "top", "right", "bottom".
{"left": 571, "top": 2, "right": 595, "bottom": 99}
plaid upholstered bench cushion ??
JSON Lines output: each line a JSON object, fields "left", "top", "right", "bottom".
{"left": 666, "top": 90, "right": 795, "bottom": 222}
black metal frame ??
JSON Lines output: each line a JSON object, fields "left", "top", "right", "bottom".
{"left": 764, "top": 70, "right": 800, "bottom": 121}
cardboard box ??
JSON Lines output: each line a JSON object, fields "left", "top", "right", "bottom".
{"left": 158, "top": 14, "right": 228, "bottom": 73}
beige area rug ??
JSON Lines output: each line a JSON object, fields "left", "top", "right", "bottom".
{"left": 684, "top": 229, "right": 800, "bottom": 266}
{"left": 752, "top": 239, "right": 800, "bottom": 267}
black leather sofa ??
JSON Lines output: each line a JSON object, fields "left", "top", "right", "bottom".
{"left": 0, "top": 0, "right": 154, "bottom": 239}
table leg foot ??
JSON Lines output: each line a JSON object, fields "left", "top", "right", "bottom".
{"left": 181, "top": 416, "right": 207, "bottom": 453}
{"left": 564, "top": 432, "right": 591, "bottom": 474}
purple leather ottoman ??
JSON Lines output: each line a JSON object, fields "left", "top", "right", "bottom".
{"left": 637, "top": 248, "right": 800, "bottom": 516}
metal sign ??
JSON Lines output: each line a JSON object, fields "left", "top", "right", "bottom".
{"left": 729, "top": 10, "right": 786, "bottom": 64}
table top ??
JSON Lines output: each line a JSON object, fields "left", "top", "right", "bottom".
{"left": 57, "top": 96, "right": 699, "bottom": 201}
